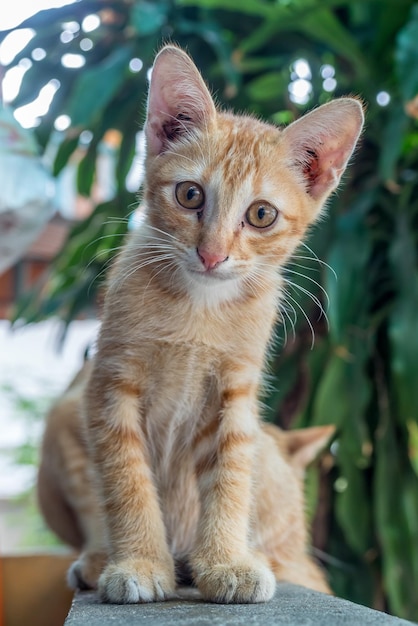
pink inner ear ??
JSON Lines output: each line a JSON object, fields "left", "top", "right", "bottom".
{"left": 284, "top": 98, "right": 364, "bottom": 202}
{"left": 303, "top": 141, "right": 352, "bottom": 200}
{"left": 145, "top": 47, "right": 216, "bottom": 156}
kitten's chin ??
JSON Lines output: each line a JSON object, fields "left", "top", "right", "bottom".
{"left": 183, "top": 268, "right": 243, "bottom": 306}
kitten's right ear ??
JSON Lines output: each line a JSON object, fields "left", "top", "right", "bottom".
{"left": 145, "top": 46, "right": 217, "bottom": 156}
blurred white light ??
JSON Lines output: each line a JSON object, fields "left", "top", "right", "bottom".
{"left": 321, "top": 64, "right": 335, "bottom": 79}
{"left": 377, "top": 91, "right": 390, "bottom": 106}
{"left": 129, "top": 58, "right": 143, "bottom": 73}
{"left": 80, "top": 130, "right": 93, "bottom": 144}
{"left": 60, "top": 30, "right": 75, "bottom": 44}
{"left": 330, "top": 440, "right": 339, "bottom": 456}
{"left": 323, "top": 77, "right": 337, "bottom": 92}
{"left": 54, "top": 114, "right": 71, "bottom": 131}
{"left": 288, "top": 78, "right": 312, "bottom": 105}
{"left": 61, "top": 53, "right": 86, "bottom": 68}
{"left": 62, "top": 21, "right": 80, "bottom": 34}
{"left": 126, "top": 132, "right": 145, "bottom": 192}
{"left": 80, "top": 38, "right": 93, "bottom": 51}
{"left": 0, "top": 29, "right": 35, "bottom": 65}
{"left": 31, "top": 47, "right": 47, "bottom": 61}
{"left": 2, "top": 59, "right": 33, "bottom": 103}
{"left": 334, "top": 477, "right": 348, "bottom": 493}
{"left": 14, "top": 79, "right": 61, "bottom": 129}
{"left": 82, "top": 14, "right": 100, "bottom": 33}
{"left": 128, "top": 207, "right": 146, "bottom": 230}
{"left": 293, "top": 58, "right": 311, "bottom": 80}
{"left": 2, "top": 0, "right": 77, "bottom": 30}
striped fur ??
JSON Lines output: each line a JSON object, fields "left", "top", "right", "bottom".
{"left": 39, "top": 46, "right": 363, "bottom": 604}
{"left": 38, "top": 365, "right": 335, "bottom": 597}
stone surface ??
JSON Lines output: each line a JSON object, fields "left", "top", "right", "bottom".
{"left": 65, "top": 584, "right": 416, "bottom": 625}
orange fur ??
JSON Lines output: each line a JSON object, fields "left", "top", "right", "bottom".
{"left": 38, "top": 364, "right": 334, "bottom": 596}
{"left": 38, "top": 45, "right": 363, "bottom": 604}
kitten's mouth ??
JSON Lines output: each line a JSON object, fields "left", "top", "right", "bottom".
{"left": 188, "top": 268, "right": 236, "bottom": 281}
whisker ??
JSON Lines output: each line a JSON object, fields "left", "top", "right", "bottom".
{"left": 144, "top": 224, "right": 183, "bottom": 244}
{"left": 298, "top": 242, "right": 338, "bottom": 281}
{"left": 283, "top": 278, "right": 329, "bottom": 327}
{"left": 116, "top": 253, "right": 176, "bottom": 290}
{"left": 282, "top": 289, "right": 316, "bottom": 349}
{"left": 278, "top": 290, "right": 298, "bottom": 341}
{"left": 142, "top": 258, "right": 179, "bottom": 294}
{"left": 86, "top": 245, "right": 126, "bottom": 269}
{"left": 284, "top": 268, "right": 330, "bottom": 310}
{"left": 288, "top": 260, "right": 321, "bottom": 273}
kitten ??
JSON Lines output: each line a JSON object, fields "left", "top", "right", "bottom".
{"left": 38, "top": 361, "right": 334, "bottom": 594}
{"left": 42, "top": 44, "right": 363, "bottom": 604}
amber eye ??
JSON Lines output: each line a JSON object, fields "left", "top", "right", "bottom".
{"left": 246, "top": 202, "right": 278, "bottom": 228}
{"left": 175, "top": 181, "right": 205, "bottom": 210}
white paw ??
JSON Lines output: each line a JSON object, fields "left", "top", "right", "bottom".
{"left": 98, "top": 559, "right": 175, "bottom": 604}
{"left": 195, "top": 560, "right": 276, "bottom": 603}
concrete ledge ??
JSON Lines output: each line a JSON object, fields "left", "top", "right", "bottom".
{"left": 65, "top": 584, "right": 415, "bottom": 625}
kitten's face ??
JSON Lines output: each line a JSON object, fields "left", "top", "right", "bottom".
{"left": 141, "top": 46, "right": 364, "bottom": 303}
{"left": 145, "top": 115, "right": 313, "bottom": 298}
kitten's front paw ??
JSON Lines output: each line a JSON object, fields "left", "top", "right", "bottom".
{"left": 194, "top": 558, "right": 276, "bottom": 604}
{"left": 98, "top": 558, "right": 175, "bottom": 604}
{"left": 67, "top": 551, "right": 107, "bottom": 590}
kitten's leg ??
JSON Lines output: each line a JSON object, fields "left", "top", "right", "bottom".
{"left": 84, "top": 370, "right": 175, "bottom": 604}
{"left": 55, "top": 434, "right": 108, "bottom": 590}
{"left": 191, "top": 372, "right": 276, "bottom": 603}
{"left": 65, "top": 467, "right": 108, "bottom": 590}
{"left": 38, "top": 427, "right": 107, "bottom": 589}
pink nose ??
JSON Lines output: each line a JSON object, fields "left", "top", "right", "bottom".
{"left": 197, "top": 248, "right": 229, "bottom": 271}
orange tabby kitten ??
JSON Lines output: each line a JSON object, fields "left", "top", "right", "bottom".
{"left": 38, "top": 361, "right": 334, "bottom": 594}
{"left": 42, "top": 45, "right": 363, "bottom": 604}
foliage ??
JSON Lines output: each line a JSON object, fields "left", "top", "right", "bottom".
{"left": 2, "top": 0, "right": 418, "bottom": 618}
{"left": 0, "top": 383, "right": 63, "bottom": 547}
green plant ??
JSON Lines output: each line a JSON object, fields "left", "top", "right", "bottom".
{"left": 0, "top": 383, "right": 63, "bottom": 548}
{"left": 2, "top": 0, "right": 418, "bottom": 618}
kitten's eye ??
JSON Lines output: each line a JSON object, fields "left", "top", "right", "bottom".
{"left": 175, "top": 181, "right": 205, "bottom": 210}
{"left": 246, "top": 202, "right": 278, "bottom": 229}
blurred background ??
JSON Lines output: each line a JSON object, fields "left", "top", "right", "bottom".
{"left": 1, "top": 0, "right": 418, "bottom": 622}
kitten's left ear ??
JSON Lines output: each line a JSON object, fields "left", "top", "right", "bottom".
{"left": 145, "top": 45, "right": 217, "bottom": 156}
{"left": 283, "top": 98, "right": 364, "bottom": 203}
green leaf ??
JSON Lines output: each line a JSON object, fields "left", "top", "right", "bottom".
{"left": 176, "top": 0, "right": 274, "bottom": 19}
{"left": 374, "top": 416, "right": 418, "bottom": 620}
{"left": 326, "top": 200, "right": 373, "bottom": 345}
{"left": 388, "top": 206, "right": 418, "bottom": 427}
{"left": 407, "top": 421, "right": 418, "bottom": 477}
{"left": 298, "top": 8, "right": 366, "bottom": 73}
{"left": 395, "top": 4, "right": 418, "bottom": 101}
{"left": 53, "top": 135, "right": 81, "bottom": 176}
{"left": 130, "top": 0, "right": 168, "bottom": 35}
{"left": 336, "top": 443, "right": 372, "bottom": 555}
{"left": 77, "top": 140, "right": 97, "bottom": 196}
{"left": 66, "top": 45, "right": 134, "bottom": 128}
{"left": 245, "top": 72, "right": 288, "bottom": 102}
{"left": 378, "top": 104, "right": 409, "bottom": 182}
{"left": 312, "top": 353, "right": 349, "bottom": 427}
